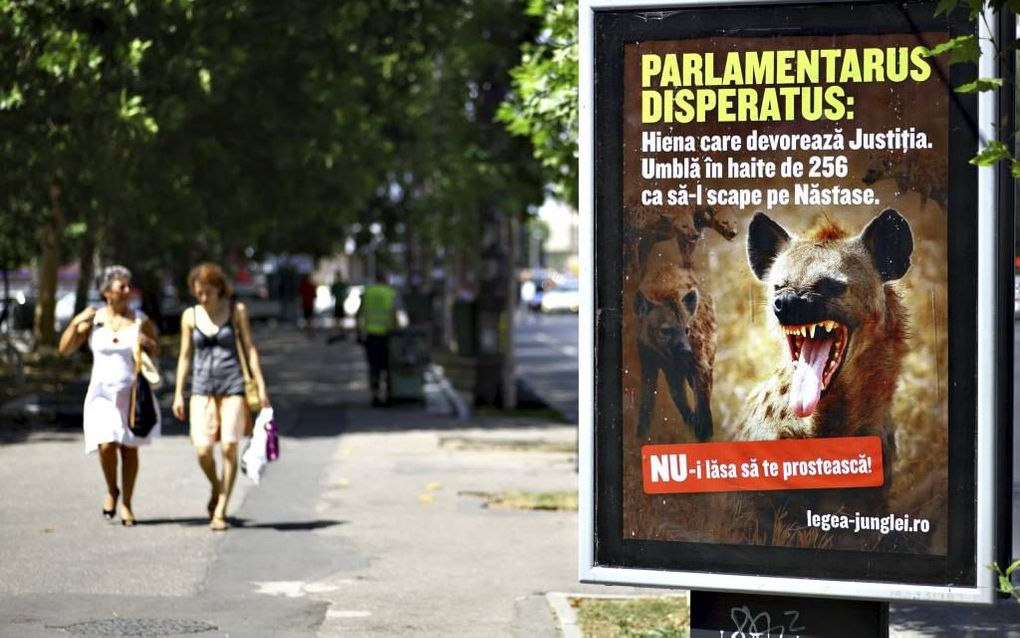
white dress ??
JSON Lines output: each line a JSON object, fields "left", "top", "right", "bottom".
{"left": 82, "top": 311, "right": 161, "bottom": 453}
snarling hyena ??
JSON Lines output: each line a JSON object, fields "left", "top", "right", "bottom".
{"left": 735, "top": 209, "right": 913, "bottom": 544}
{"left": 635, "top": 264, "right": 715, "bottom": 441}
{"left": 862, "top": 149, "right": 947, "bottom": 211}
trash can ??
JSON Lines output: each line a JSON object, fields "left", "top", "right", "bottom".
{"left": 452, "top": 299, "right": 476, "bottom": 356}
{"left": 11, "top": 297, "right": 34, "bottom": 331}
{"left": 388, "top": 327, "right": 429, "bottom": 401}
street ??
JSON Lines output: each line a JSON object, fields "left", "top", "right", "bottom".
{"left": 0, "top": 317, "right": 1018, "bottom": 636}
{"left": 515, "top": 312, "right": 579, "bottom": 423}
{"left": 0, "top": 324, "right": 641, "bottom": 637}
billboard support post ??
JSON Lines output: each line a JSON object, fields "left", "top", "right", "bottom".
{"left": 689, "top": 591, "right": 888, "bottom": 637}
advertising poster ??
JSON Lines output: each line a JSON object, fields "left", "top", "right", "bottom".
{"left": 581, "top": 0, "right": 1008, "bottom": 601}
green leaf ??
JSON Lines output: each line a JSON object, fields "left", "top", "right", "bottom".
{"left": 64, "top": 222, "right": 87, "bottom": 239}
{"left": 955, "top": 77, "right": 1004, "bottom": 93}
{"left": 924, "top": 35, "right": 980, "bottom": 64}
{"left": 1000, "top": 575, "right": 1014, "bottom": 593}
{"left": 1010, "top": 161, "right": 1020, "bottom": 178}
{"left": 197, "top": 68, "right": 212, "bottom": 95}
{"left": 970, "top": 140, "right": 1012, "bottom": 166}
{"left": 1005, "top": 557, "right": 1020, "bottom": 576}
{"left": 934, "top": 0, "right": 959, "bottom": 15}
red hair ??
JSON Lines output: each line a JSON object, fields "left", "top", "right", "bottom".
{"left": 187, "top": 262, "right": 234, "bottom": 298}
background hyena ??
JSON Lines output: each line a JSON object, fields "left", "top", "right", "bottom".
{"left": 635, "top": 263, "right": 715, "bottom": 441}
{"left": 735, "top": 208, "right": 913, "bottom": 547}
{"left": 862, "top": 149, "right": 947, "bottom": 211}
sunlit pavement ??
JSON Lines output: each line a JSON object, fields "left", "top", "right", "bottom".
{"left": 0, "top": 323, "right": 645, "bottom": 637}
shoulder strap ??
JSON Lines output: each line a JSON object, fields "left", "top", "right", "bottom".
{"left": 232, "top": 304, "right": 253, "bottom": 382}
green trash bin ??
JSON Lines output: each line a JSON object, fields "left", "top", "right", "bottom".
{"left": 388, "top": 328, "right": 429, "bottom": 402}
{"left": 452, "top": 299, "right": 476, "bottom": 357}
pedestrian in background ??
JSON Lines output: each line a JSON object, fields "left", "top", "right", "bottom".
{"left": 327, "top": 270, "right": 350, "bottom": 345}
{"left": 172, "top": 262, "right": 271, "bottom": 531}
{"left": 58, "top": 265, "right": 161, "bottom": 527}
{"left": 298, "top": 273, "right": 316, "bottom": 336}
{"left": 357, "top": 269, "right": 398, "bottom": 407}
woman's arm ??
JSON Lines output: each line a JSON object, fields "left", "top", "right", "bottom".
{"left": 236, "top": 302, "right": 271, "bottom": 408}
{"left": 58, "top": 306, "right": 97, "bottom": 357}
{"left": 171, "top": 308, "right": 194, "bottom": 420}
{"left": 139, "top": 316, "right": 160, "bottom": 357}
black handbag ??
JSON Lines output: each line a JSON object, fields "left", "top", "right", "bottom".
{"left": 129, "top": 341, "right": 159, "bottom": 437}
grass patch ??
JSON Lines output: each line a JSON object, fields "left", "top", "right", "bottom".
{"left": 439, "top": 435, "right": 575, "bottom": 454}
{"left": 571, "top": 596, "right": 689, "bottom": 638}
{"left": 460, "top": 489, "right": 578, "bottom": 511}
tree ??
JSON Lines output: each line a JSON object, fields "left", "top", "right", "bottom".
{"left": 0, "top": 0, "right": 160, "bottom": 346}
{"left": 498, "top": 0, "right": 579, "bottom": 208}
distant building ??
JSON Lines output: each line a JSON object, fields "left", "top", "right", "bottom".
{"left": 537, "top": 197, "right": 578, "bottom": 275}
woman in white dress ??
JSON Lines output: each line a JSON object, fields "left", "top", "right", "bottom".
{"left": 59, "top": 265, "right": 161, "bottom": 526}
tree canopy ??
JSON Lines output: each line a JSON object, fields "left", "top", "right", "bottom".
{"left": 0, "top": 0, "right": 545, "bottom": 343}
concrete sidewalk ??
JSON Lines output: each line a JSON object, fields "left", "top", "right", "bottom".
{"left": 0, "top": 326, "right": 648, "bottom": 637}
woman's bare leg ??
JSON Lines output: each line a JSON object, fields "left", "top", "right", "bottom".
{"left": 213, "top": 442, "right": 239, "bottom": 522}
{"left": 196, "top": 445, "right": 221, "bottom": 518}
{"left": 98, "top": 442, "right": 120, "bottom": 515}
{"left": 119, "top": 446, "right": 139, "bottom": 524}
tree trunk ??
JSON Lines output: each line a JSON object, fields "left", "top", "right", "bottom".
{"left": 34, "top": 183, "right": 64, "bottom": 349}
{"left": 74, "top": 221, "right": 96, "bottom": 315}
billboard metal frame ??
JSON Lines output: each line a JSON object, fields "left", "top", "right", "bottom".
{"left": 577, "top": 0, "right": 1008, "bottom": 603}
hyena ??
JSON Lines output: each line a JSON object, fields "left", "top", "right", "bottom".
{"left": 635, "top": 264, "right": 715, "bottom": 441}
{"left": 694, "top": 205, "right": 739, "bottom": 242}
{"left": 736, "top": 209, "right": 913, "bottom": 543}
{"left": 862, "top": 149, "right": 947, "bottom": 211}
{"left": 626, "top": 207, "right": 701, "bottom": 275}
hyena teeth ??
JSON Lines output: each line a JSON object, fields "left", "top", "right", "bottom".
{"left": 824, "top": 320, "right": 835, "bottom": 332}
{"left": 809, "top": 324, "right": 817, "bottom": 338}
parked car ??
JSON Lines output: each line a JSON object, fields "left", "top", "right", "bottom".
{"left": 56, "top": 289, "right": 140, "bottom": 331}
{"left": 540, "top": 280, "right": 580, "bottom": 313}
{"left": 234, "top": 282, "right": 283, "bottom": 322}
{"left": 1014, "top": 274, "right": 1019, "bottom": 320}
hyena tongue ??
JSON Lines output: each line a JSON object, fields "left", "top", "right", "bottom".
{"left": 789, "top": 336, "right": 834, "bottom": 418}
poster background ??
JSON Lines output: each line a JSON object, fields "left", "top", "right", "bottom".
{"left": 591, "top": 0, "right": 981, "bottom": 587}
{"left": 621, "top": 32, "right": 950, "bottom": 554}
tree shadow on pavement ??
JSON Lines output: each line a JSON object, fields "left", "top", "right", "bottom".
{"left": 280, "top": 401, "right": 574, "bottom": 439}
{"left": 891, "top": 598, "right": 1020, "bottom": 636}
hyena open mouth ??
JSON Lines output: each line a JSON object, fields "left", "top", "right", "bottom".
{"left": 781, "top": 320, "right": 850, "bottom": 418}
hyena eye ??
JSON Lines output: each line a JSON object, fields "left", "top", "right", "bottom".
{"left": 814, "top": 277, "right": 848, "bottom": 297}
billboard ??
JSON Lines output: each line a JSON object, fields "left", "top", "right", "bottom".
{"left": 578, "top": 0, "right": 1011, "bottom": 602}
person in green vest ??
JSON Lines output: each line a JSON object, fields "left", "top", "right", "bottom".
{"left": 358, "top": 269, "right": 398, "bottom": 407}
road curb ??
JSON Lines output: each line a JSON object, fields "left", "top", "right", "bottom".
{"left": 426, "top": 363, "right": 471, "bottom": 419}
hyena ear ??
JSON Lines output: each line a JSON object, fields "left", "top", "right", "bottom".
{"left": 861, "top": 208, "right": 913, "bottom": 281}
{"left": 634, "top": 290, "right": 654, "bottom": 315}
{"left": 680, "top": 288, "right": 699, "bottom": 318}
{"left": 746, "top": 212, "right": 791, "bottom": 281}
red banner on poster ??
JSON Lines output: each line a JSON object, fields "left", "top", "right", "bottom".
{"left": 641, "top": 436, "right": 884, "bottom": 494}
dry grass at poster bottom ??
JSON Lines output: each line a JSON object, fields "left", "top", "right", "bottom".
{"left": 458, "top": 489, "right": 578, "bottom": 511}
{"left": 570, "top": 596, "right": 690, "bottom": 638}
